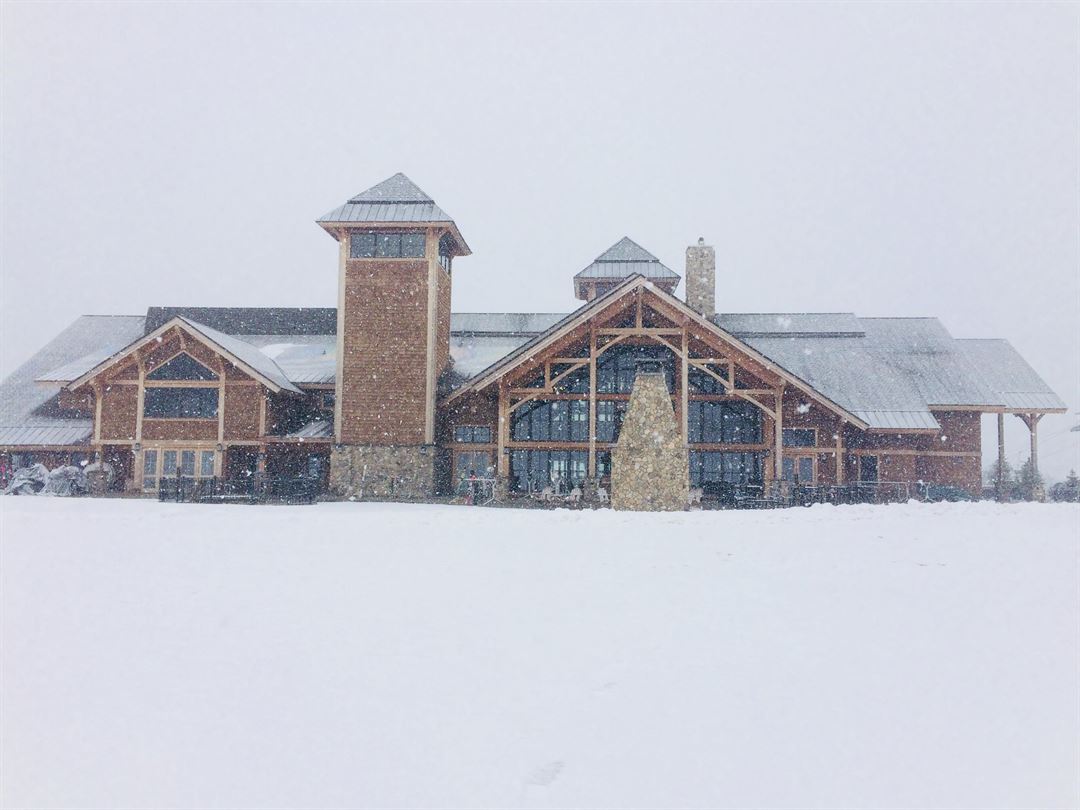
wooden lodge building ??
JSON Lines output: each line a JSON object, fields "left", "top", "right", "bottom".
{"left": 0, "top": 173, "right": 1066, "bottom": 503}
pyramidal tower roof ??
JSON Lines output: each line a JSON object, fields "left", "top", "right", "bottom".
{"left": 348, "top": 172, "right": 433, "bottom": 204}
{"left": 574, "top": 237, "right": 680, "bottom": 281}
{"left": 317, "top": 172, "right": 469, "bottom": 254}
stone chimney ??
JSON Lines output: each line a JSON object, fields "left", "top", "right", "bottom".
{"left": 685, "top": 238, "right": 715, "bottom": 318}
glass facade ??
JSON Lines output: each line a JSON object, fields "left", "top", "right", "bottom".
{"left": 687, "top": 401, "right": 762, "bottom": 444}
{"left": 349, "top": 231, "right": 426, "bottom": 259}
{"left": 510, "top": 449, "right": 589, "bottom": 492}
{"left": 689, "top": 451, "right": 764, "bottom": 487}
{"left": 454, "top": 425, "right": 493, "bottom": 443}
{"left": 596, "top": 344, "right": 675, "bottom": 394}
{"left": 143, "top": 387, "right": 218, "bottom": 419}
{"left": 512, "top": 400, "right": 589, "bottom": 442}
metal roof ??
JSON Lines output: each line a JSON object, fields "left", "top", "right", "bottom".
{"left": 952, "top": 339, "right": 1067, "bottom": 411}
{"left": 176, "top": 318, "right": 302, "bottom": 394}
{"left": 0, "top": 315, "right": 146, "bottom": 448}
{"left": 450, "top": 313, "right": 567, "bottom": 335}
{"left": 317, "top": 173, "right": 454, "bottom": 227}
{"left": 146, "top": 307, "right": 336, "bottom": 336}
{"left": 286, "top": 418, "right": 333, "bottom": 439}
{"left": 574, "top": 237, "right": 680, "bottom": 281}
{"left": 242, "top": 335, "right": 336, "bottom": 385}
{"left": 715, "top": 312, "right": 865, "bottom": 337}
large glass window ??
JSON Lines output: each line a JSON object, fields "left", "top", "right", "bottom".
{"left": 511, "top": 400, "right": 589, "bottom": 442}
{"left": 143, "top": 387, "right": 218, "bottom": 419}
{"left": 595, "top": 400, "right": 628, "bottom": 443}
{"left": 596, "top": 345, "right": 675, "bottom": 394}
{"left": 454, "top": 425, "right": 493, "bottom": 443}
{"left": 687, "top": 401, "right": 762, "bottom": 443}
{"left": 689, "top": 451, "right": 764, "bottom": 486}
{"left": 146, "top": 353, "right": 218, "bottom": 381}
{"left": 783, "top": 428, "right": 817, "bottom": 448}
{"left": 350, "top": 231, "right": 426, "bottom": 259}
{"left": 509, "top": 449, "right": 589, "bottom": 492}
{"left": 688, "top": 368, "right": 726, "bottom": 394}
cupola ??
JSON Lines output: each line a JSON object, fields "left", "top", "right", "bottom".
{"left": 572, "top": 237, "right": 680, "bottom": 301}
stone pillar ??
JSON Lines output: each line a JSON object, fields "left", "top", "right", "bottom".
{"left": 685, "top": 238, "right": 715, "bottom": 318}
{"left": 329, "top": 445, "right": 435, "bottom": 500}
{"left": 611, "top": 372, "right": 689, "bottom": 511}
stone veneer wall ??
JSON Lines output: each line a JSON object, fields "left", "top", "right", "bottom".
{"left": 329, "top": 445, "right": 435, "bottom": 500}
{"left": 611, "top": 372, "right": 689, "bottom": 511}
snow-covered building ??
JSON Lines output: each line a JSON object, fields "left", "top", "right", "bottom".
{"left": 0, "top": 173, "right": 1066, "bottom": 500}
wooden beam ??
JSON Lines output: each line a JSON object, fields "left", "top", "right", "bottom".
{"left": 497, "top": 379, "right": 509, "bottom": 477}
{"left": 773, "top": 385, "right": 785, "bottom": 481}
{"left": 996, "top": 412, "right": 1006, "bottom": 499}
{"left": 680, "top": 325, "right": 689, "bottom": 440}
{"left": 835, "top": 429, "right": 844, "bottom": 485}
{"left": 597, "top": 328, "right": 683, "bottom": 336}
{"left": 588, "top": 325, "right": 597, "bottom": 477}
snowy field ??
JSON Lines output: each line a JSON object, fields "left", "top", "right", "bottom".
{"left": 2, "top": 498, "right": 1077, "bottom": 810}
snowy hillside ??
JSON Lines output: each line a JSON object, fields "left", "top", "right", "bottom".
{"left": 2, "top": 499, "right": 1077, "bottom": 809}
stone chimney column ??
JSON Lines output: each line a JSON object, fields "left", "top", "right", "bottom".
{"left": 685, "top": 238, "right": 715, "bottom": 318}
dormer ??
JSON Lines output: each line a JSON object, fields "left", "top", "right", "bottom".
{"left": 573, "top": 237, "right": 680, "bottom": 301}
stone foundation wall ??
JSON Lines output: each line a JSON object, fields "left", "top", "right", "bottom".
{"left": 329, "top": 445, "right": 436, "bottom": 500}
{"left": 611, "top": 372, "right": 689, "bottom": 511}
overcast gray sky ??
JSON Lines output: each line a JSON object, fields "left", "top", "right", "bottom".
{"left": 2, "top": 1, "right": 1078, "bottom": 478}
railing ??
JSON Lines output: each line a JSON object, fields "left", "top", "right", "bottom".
{"left": 158, "top": 475, "right": 321, "bottom": 505}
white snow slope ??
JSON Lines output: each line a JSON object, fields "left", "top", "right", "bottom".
{"left": 2, "top": 498, "right": 1077, "bottom": 810}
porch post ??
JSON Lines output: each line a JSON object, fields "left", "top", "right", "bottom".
{"left": 588, "top": 326, "right": 597, "bottom": 477}
{"left": 835, "top": 427, "right": 844, "bottom": 485}
{"left": 497, "top": 379, "right": 509, "bottom": 478}
{"left": 996, "top": 412, "right": 1006, "bottom": 500}
{"left": 773, "top": 385, "right": 785, "bottom": 482}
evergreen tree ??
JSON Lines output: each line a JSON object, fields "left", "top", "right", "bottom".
{"left": 1017, "top": 458, "right": 1045, "bottom": 502}
{"left": 987, "top": 457, "right": 1016, "bottom": 501}
{"left": 1050, "top": 470, "right": 1080, "bottom": 502}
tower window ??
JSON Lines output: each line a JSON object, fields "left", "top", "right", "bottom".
{"left": 350, "top": 231, "right": 426, "bottom": 259}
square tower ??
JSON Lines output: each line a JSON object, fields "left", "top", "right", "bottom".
{"left": 317, "top": 173, "right": 470, "bottom": 498}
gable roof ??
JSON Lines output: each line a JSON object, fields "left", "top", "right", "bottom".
{"left": 0, "top": 315, "right": 146, "bottom": 447}
{"left": 66, "top": 317, "right": 303, "bottom": 395}
{"left": 444, "top": 275, "right": 868, "bottom": 428}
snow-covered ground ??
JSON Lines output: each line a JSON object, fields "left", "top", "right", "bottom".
{"left": 2, "top": 498, "right": 1077, "bottom": 810}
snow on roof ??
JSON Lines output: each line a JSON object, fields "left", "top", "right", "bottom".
{"left": 0, "top": 315, "right": 146, "bottom": 448}
{"left": 450, "top": 313, "right": 567, "bottom": 335}
{"left": 317, "top": 173, "right": 456, "bottom": 228}
{"left": 177, "top": 318, "right": 302, "bottom": 394}
{"left": 240, "top": 335, "right": 335, "bottom": 385}
{"left": 715, "top": 313, "right": 864, "bottom": 337}
{"left": 574, "top": 237, "right": 681, "bottom": 281}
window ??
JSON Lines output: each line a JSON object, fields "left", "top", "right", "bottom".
{"left": 595, "top": 400, "right": 627, "bottom": 443}
{"left": 147, "top": 447, "right": 217, "bottom": 488}
{"left": 783, "top": 428, "right": 816, "bottom": 448}
{"left": 456, "top": 450, "right": 493, "bottom": 481}
{"left": 595, "top": 450, "right": 612, "bottom": 478}
{"left": 321, "top": 391, "right": 335, "bottom": 412}
{"left": 782, "top": 456, "right": 815, "bottom": 484}
{"left": 438, "top": 234, "right": 454, "bottom": 273}
{"left": 511, "top": 401, "right": 589, "bottom": 443}
{"left": 596, "top": 345, "right": 675, "bottom": 394}
{"left": 689, "top": 451, "right": 764, "bottom": 486}
{"left": 350, "top": 231, "right": 426, "bottom": 259}
{"left": 143, "top": 387, "right": 218, "bottom": 419}
{"left": 142, "top": 449, "right": 158, "bottom": 491}
{"left": 146, "top": 353, "right": 218, "bottom": 381}
{"left": 687, "top": 401, "right": 762, "bottom": 443}
{"left": 454, "top": 425, "right": 493, "bottom": 443}
{"left": 859, "top": 455, "right": 879, "bottom": 483}
{"left": 688, "top": 368, "right": 726, "bottom": 394}
{"left": 509, "top": 449, "right": 588, "bottom": 492}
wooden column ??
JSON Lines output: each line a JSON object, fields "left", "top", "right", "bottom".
{"left": 835, "top": 427, "right": 844, "bottom": 485}
{"left": 588, "top": 326, "right": 597, "bottom": 476}
{"left": 497, "top": 379, "right": 509, "bottom": 477}
{"left": 996, "top": 412, "right": 1006, "bottom": 499}
{"left": 773, "top": 385, "right": 785, "bottom": 481}
{"left": 680, "top": 326, "right": 689, "bottom": 440}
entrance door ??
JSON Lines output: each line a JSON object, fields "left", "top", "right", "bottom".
{"left": 782, "top": 455, "right": 815, "bottom": 484}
